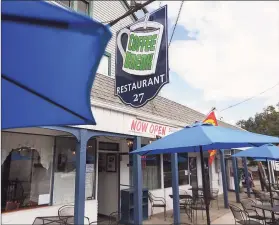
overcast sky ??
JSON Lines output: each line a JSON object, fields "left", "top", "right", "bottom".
{"left": 135, "top": 1, "right": 279, "bottom": 125}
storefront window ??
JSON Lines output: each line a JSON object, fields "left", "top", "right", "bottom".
{"left": 53, "top": 137, "right": 96, "bottom": 205}
{"left": 129, "top": 145, "right": 161, "bottom": 190}
{"left": 163, "top": 153, "right": 189, "bottom": 188}
{"left": 97, "top": 54, "right": 111, "bottom": 76}
{"left": 1, "top": 132, "right": 54, "bottom": 212}
{"left": 163, "top": 154, "right": 172, "bottom": 188}
{"left": 178, "top": 153, "right": 189, "bottom": 185}
{"left": 142, "top": 155, "right": 161, "bottom": 189}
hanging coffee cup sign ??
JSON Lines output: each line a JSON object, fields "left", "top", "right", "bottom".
{"left": 117, "top": 14, "right": 164, "bottom": 76}
{"left": 115, "top": 6, "right": 169, "bottom": 108}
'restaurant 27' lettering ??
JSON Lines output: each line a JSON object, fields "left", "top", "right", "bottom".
{"left": 130, "top": 120, "right": 167, "bottom": 136}
{"left": 116, "top": 74, "right": 166, "bottom": 94}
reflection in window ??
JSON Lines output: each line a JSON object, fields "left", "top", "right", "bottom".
{"left": 163, "top": 153, "right": 189, "bottom": 188}
{"left": 1, "top": 145, "right": 52, "bottom": 212}
{"left": 97, "top": 55, "right": 110, "bottom": 76}
{"left": 53, "top": 137, "right": 96, "bottom": 205}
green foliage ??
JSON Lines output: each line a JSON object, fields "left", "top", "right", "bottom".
{"left": 247, "top": 158, "right": 258, "bottom": 167}
{"left": 236, "top": 103, "right": 279, "bottom": 136}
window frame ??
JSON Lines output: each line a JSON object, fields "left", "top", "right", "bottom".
{"left": 97, "top": 52, "right": 111, "bottom": 77}
{"left": 55, "top": 0, "right": 72, "bottom": 8}
{"left": 98, "top": 141, "right": 119, "bottom": 152}
{"left": 76, "top": 0, "right": 90, "bottom": 15}
{"left": 51, "top": 136, "right": 98, "bottom": 203}
{"left": 129, "top": 144, "right": 162, "bottom": 190}
{"left": 1, "top": 132, "right": 55, "bottom": 213}
{"left": 163, "top": 153, "right": 190, "bottom": 188}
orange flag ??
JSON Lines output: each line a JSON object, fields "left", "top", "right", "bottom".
{"left": 203, "top": 111, "right": 218, "bottom": 166}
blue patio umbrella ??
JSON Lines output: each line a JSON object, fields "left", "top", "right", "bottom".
{"left": 131, "top": 123, "right": 279, "bottom": 155}
{"left": 232, "top": 144, "right": 279, "bottom": 222}
{"left": 232, "top": 144, "right": 279, "bottom": 160}
{"left": 2, "top": 1, "right": 112, "bottom": 129}
{"left": 131, "top": 122, "right": 279, "bottom": 225}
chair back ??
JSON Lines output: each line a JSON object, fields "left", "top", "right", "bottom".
{"left": 240, "top": 198, "right": 255, "bottom": 211}
{"left": 179, "top": 189, "right": 187, "bottom": 195}
{"left": 148, "top": 192, "right": 155, "bottom": 203}
{"left": 229, "top": 204, "right": 246, "bottom": 222}
{"left": 210, "top": 188, "right": 219, "bottom": 198}
{"left": 58, "top": 205, "right": 74, "bottom": 217}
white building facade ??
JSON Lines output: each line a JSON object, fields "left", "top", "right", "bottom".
{"left": 1, "top": 1, "right": 239, "bottom": 224}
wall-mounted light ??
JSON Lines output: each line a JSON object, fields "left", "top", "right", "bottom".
{"left": 127, "top": 139, "right": 134, "bottom": 148}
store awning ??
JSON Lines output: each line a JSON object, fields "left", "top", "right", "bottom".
{"left": 2, "top": 1, "right": 112, "bottom": 129}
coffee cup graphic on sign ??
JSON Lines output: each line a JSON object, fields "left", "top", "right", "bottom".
{"left": 117, "top": 14, "right": 164, "bottom": 76}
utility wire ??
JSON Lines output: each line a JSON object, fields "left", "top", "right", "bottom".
{"left": 168, "top": 1, "right": 184, "bottom": 48}
{"left": 219, "top": 81, "right": 279, "bottom": 112}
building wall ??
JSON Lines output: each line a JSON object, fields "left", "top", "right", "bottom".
{"left": 78, "top": 106, "right": 182, "bottom": 139}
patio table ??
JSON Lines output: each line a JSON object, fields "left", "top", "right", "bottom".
{"left": 252, "top": 204, "right": 279, "bottom": 224}
{"left": 188, "top": 187, "right": 204, "bottom": 191}
{"left": 33, "top": 216, "right": 73, "bottom": 225}
{"left": 169, "top": 194, "right": 192, "bottom": 199}
{"left": 169, "top": 194, "right": 193, "bottom": 220}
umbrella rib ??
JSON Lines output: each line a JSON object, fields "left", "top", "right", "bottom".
{"left": 2, "top": 13, "right": 69, "bottom": 30}
{"left": 2, "top": 74, "right": 90, "bottom": 123}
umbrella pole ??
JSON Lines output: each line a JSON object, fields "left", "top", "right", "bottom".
{"left": 266, "top": 158, "right": 275, "bottom": 223}
{"left": 200, "top": 146, "right": 211, "bottom": 225}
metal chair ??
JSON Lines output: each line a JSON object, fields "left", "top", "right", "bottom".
{"left": 182, "top": 195, "right": 193, "bottom": 221}
{"left": 190, "top": 197, "right": 206, "bottom": 224}
{"left": 229, "top": 204, "right": 262, "bottom": 225}
{"left": 240, "top": 198, "right": 266, "bottom": 223}
{"left": 108, "top": 211, "right": 120, "bottom": 225}
{"left": 209, "top": 188, "right": 219, "bottom": 210}
{"left": 58, "top": 205, "right": 90, "bottom": 224}
{"left": 33, "top": 216, "right": 69, "bottom": 225}
{"left": 148, "top": 192, "right": 166, "bottom": 221}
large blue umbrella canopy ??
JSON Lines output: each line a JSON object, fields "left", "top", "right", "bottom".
{"left": 131, "top": 123, "right": 279, "bottom": 155}
{"left": 2, "top": 1, "right": 112, "bottom": 129}
{"left": 232, "top": 144, "right": 279, "bottom": 160}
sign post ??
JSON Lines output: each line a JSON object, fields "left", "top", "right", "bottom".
{"left": 115, "top": 6, "right": 169, "bottom": 107}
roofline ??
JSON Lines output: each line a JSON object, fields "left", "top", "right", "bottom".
{"left": 157, "top": 95, "right": 243, "bottom": 130}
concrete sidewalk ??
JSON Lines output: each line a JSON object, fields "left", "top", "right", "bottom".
{"left": 212, "top": 212, "right": 235, "bottom": 224}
